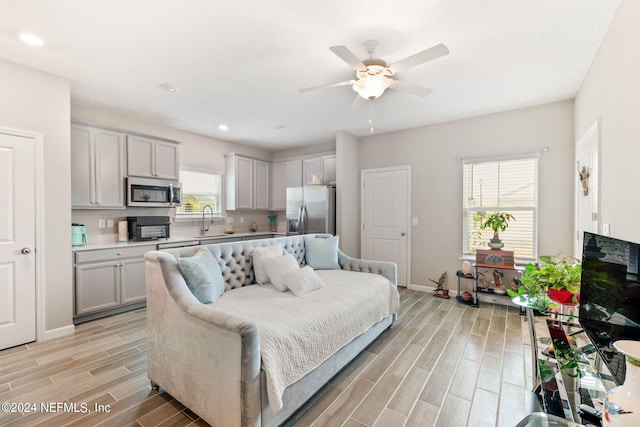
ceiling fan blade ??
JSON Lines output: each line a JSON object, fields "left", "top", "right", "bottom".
{"left": 390, "top": 80, "right": 433, "bottom": 97}
{"left": 299, "top": 80, "right": 354, "bottom": 93}
{"left": 389, "top": 43, "right": 449, "bottom": 73}
{"left": 329, "top": 46, "right": 366, "bottom": 70}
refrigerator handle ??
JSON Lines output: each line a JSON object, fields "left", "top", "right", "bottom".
{"left": 302, "top": 204, "right": 308, "bottom": 234}
{"left": 297, "top": 205, "right": 304, "bottom": 234}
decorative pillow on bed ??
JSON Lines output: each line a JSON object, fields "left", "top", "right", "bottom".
{"left": 252, "top": 244, "right": 284, "bottom": 284}
{"left": 282, "top": 266, "right": 325, "bottom": 296}
{"left": 262, "top": 252, "right": 300, "bottom": 291}
{"left": 304, "top": 235, "right": 340, "bottom": 269}
{"left": 177, "top": 247, "right": 225, "bottom": 305}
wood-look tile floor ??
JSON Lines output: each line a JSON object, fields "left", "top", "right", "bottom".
{"left": 0, "top": 288, "right": 532, "bottom": 427}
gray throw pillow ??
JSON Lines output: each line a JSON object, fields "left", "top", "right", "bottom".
{"left": 304, "top": 235, "right": 340, "bottom": 269}
{"left": 177, "top": 247, "right": 225, "bottom": 304}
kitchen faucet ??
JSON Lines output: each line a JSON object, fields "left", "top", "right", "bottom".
{"left": 201, "top": 205, "right": 214, "bottom": 236}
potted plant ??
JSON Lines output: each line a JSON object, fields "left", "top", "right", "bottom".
{"left": 480, "top": 212, "right": 515, "bottom": 249}
{"left": 508, "top": 254, "right": 581, "bottom": 307}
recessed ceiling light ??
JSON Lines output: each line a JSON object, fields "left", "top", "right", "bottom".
{"left": 219, "top": 124, "right": 229, "bottom": 131}
{"left": 160, "top": 83, "right": 178, "bottom": 93}
{"left": 19, "top": 33, "right": 44, "bottom": 47}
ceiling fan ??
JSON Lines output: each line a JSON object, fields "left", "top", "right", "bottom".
{"left": 299, "top": 40, "right": 449, "bottom": 105}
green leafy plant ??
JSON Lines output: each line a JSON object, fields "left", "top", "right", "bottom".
{"left": 507, "top": 254, "right": 581, "bottom": 306}
{"left": 480, "top": 212, "right": 515, "bottom": 242}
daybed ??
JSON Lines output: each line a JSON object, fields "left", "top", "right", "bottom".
{"left": 144, "top": 234, "right": 399, "bottom": 427}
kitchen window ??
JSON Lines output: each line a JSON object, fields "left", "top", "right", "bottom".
{"left": 462, "top": 155, "right": 538, "bottom": 261}
{"left": 176, "top": 169, "right": 222, "bottom": 218}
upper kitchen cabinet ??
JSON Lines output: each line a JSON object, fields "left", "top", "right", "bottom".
{"left": 271, "top": 159, "right": 303, "bottom": 210}
{"left": 225, "top": 154, "right": 270, "bottom": 210}
{"left": 127, "top": 135, "right": 180, "bottom": 180}
{"left": 71, "top": 123, "right": 126, "bottom": 209}
{"left": 303, "top": 153, "right": 336, "bottom": 185}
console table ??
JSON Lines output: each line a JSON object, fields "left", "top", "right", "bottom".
{"left": 514, "top": 295, "right": 618, "bottom": 426}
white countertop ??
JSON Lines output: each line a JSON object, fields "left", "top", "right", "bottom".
{"left": 72, "top": 232, "right": 284, "bottom": 251}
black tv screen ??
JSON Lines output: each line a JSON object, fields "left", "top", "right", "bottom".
{"left": 579, "top": 232, "right": 640, "bottom": 385}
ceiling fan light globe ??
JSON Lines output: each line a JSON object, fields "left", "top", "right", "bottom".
{"left": 353, "top": 75, "right": 391, "bottom": 100}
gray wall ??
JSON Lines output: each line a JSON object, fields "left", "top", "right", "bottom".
{"left": 0, "top": 59, "right": 72, "bottom": 337}
{"left": 358, "top": 100, "right": 575, "bottom": 287}
{"left": 575, "top": 0, "right": 640, "bottom": 243}
{"left": 336, "top": 130, "right": 360, "bottom": 257}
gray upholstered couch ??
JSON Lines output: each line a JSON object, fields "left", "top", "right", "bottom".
{"left": 144, "top": 234, "right": 398, "bottom": 427}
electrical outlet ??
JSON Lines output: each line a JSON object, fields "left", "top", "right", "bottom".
{"left": 240, "top": 217, "right": 244, "bottom": 223}
{"left": 107, "top": 219, "right": 114, "bottom": 228}
{"left": 412, "top": 217, "right": 419, "bottom": 226}
{"left": 602, "top": 223, "right": 610, "bottom": 236}
{"left": 228, "top": 217, "right": 234, "bottom": 224}
{"left": 98, "top": 219, "right": 106, "bottom": 229}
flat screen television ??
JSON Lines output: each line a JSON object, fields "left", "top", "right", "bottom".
{"left": 579, "top": 232, "right": 640, "bottom": 385}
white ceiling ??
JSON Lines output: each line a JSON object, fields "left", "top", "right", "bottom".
{"left": 0, "top": 0, "right": 621, "bottom": 150}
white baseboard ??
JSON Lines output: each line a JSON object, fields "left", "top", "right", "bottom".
{"left": 42, "top": 324, "right": 76, "bottom": 341}
{"left": 408, "top": 283, "right": 459, "bottom": 297}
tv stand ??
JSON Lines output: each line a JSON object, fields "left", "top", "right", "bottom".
{"left": 516, "top": 298, "right": 618, "bottom": 426}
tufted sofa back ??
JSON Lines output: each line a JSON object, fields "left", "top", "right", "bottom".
{"left": 162, "top": 234, "right": 332, "bottom": 291}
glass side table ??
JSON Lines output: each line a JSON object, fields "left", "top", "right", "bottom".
{"left": 514, "top": 295, "right": 617, "bottom": 426}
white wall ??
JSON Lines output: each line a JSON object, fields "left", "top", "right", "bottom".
{"left": 575, "top": 0, "right": 640, "bottom": 243}
{"left": 335, "top": 130, "right": 360, "bottom": 256}
{"left": 0, "top": 59, "right": 72, "bottom": 337}
{"left": 359, "top": 100, "right": 575, "bottom": 287}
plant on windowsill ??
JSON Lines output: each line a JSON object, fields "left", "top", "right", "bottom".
{"left": 480, "top": 211, "right": 515, "bottom": 250}
{"left": 507, "top": 254, "right": 582, "bottom": 310}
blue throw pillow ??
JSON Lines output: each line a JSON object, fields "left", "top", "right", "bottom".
{"left": 304, "top": 235, "right": 340, "bottom": 269}
{"left": 177, "top": 247, "right": 225, "bottom": 304}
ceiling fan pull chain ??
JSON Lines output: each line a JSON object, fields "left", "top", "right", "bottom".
{"left": 369, "top": 101, "right": 374, "bottom": 134}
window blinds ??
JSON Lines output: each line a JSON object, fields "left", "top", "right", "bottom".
{"left": 462, "top": 156, "right": 538, "bottom": 260}
{"left": 176, "top": 170, "right": 222, "bottom": 216}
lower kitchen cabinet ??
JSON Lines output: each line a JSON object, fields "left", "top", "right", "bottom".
{"left": 73, "top": 245, "right": 153, "bottom": 323}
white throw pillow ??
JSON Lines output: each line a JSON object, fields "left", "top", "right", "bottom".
{"left": 282, "top": 266, "right": 325, "bottom": 296}
{"left": 252, "top": 244, "right": 284, "bottom": 284}
{"left": 262, "top": 253, "right": 300, "bottom": 291}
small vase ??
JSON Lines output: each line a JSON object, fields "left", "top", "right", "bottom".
{"left": 603, "top": 340, "right": 640, "bottom": 426}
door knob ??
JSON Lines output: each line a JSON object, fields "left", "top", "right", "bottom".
{"left": 21, "top": 247, "right": 32, "bottom": 254}
{"left": 401, "top": 232, "right": 406, "bottom": 236}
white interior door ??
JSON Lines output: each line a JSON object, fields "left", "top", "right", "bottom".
{"left": 361, "top": 167, "right": 410, "bottom": 286}
{"left": 575, "top": 121, "right": 599, "bottom": 259}
{"left": 0, "top": 131, "right": 36, "bottom": 350}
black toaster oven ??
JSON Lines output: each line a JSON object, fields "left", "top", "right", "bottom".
{"left": 127, "top": 216, "right": 171, "bottom": 241}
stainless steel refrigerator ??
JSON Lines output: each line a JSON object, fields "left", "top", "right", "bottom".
{"left": 286, "top": 185, "right": 336, "bottom": 235}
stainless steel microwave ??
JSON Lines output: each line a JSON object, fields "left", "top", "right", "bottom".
{"left": 127, "top": 177, "right": 181, "bottom": 207}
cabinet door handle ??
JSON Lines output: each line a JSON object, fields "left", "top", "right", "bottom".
{"left": 401, "top": 232, "right": 406, "bottom": 236}
{"left": 21, "top": 247, "right": 32, "bottom": 254}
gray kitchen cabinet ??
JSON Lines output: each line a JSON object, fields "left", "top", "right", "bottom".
{"left": 321, "top": 154, "right": 336, "bottom": 184}
{"left": 302, "top": 153, "right": 336, "bottom": 185}
{"left": 74, "top": 245, "right": 152, "bottom": 322}
{"left": 225, "top": 153, "right": 271, "bottom": 210}
{"left": 271, "top": 159, "right": 303, "bottom": 210}
{"left": 254, "top": 159, "right": 270, "bottom": 210}
{"left": 127, "top": 134, "right": 180, "bottom": 180}
{"left": 71, "top": 123, "right": 126, "bottom": 209}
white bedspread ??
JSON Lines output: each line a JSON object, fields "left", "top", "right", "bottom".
{"left": 213, "top": 269, "right": 399, "bottom": 412}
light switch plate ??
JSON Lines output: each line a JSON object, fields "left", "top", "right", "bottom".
{"left": 412, "top": 217, "right": 418, "bottom": 226}
{"left": 98, "top": 219, "right": 106, "bottom": 229}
